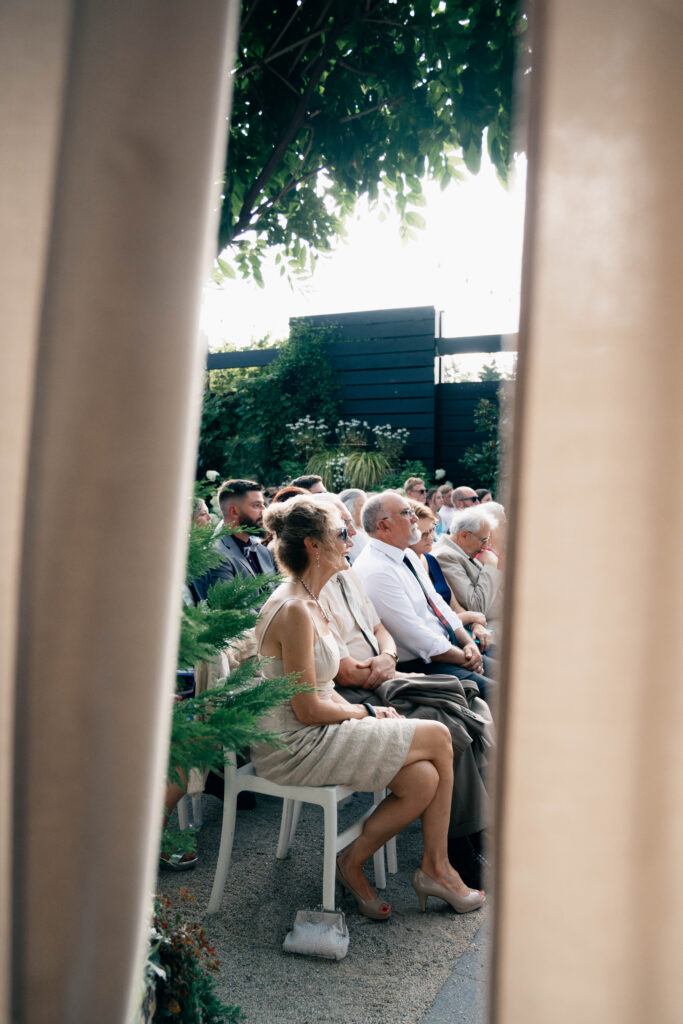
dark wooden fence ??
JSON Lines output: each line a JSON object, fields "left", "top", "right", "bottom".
{"left": 295, "top": 307, "right": 437, "bottom": 465}
{"left": 207, "top": 305, "right": 508, "bottom": 481}
{"left": 434, "top": 380, "right": 500, "bottom": 478}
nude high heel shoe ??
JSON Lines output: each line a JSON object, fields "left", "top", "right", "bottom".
{"left": 412, "top": 868, "right": 486, "bottom": 914}
{"left": 336, "top": 859, "right": 392, "bottom": 921}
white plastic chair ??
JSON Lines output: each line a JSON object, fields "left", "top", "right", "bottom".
{"left": 207, "top": 754, "right": 397, "bottom": 913}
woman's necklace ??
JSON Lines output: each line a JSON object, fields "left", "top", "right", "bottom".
{"left": 296, "top": 575, "right": 329, "bottom": 623}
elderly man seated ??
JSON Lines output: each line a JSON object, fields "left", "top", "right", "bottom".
{"left": 433, "top": 506, "right": 504, "bottom": 641}
{"left": 353, "top": 492, "right": 497, "bottom": 699}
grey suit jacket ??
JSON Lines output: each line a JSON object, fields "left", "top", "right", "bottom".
{"left": 212, "top": 533, "right": 276, "bottom": 584}
{"left": 432, "top": 535, "right": 503, "bottom": 633}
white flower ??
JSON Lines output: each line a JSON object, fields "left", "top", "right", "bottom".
{"left": 205, "top": 469, "right": 219, "bottom": 482}
{"left": 434, "top": 468, "right": 446, "bottom": 480}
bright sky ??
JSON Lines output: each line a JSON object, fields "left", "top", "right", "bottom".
{"left": 199, "top": 149, "right": 527, "bottom": 353}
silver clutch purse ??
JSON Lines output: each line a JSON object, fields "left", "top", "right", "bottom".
{"left": 282, "top": 907, "right": 349, "bottom": 960}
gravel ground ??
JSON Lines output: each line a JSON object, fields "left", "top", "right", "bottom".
{"left": 157, "top": 793, "right": 488, "bottom": 1024}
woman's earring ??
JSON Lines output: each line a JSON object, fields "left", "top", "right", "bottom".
{"left": 315, "top": 553, "right": 320, "bottom": 569}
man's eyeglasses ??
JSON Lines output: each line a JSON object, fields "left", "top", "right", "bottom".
{"left": 336, "top": 527, "right": 349, "bottom": 542}
{"left": 463, "top": 496, "right": 480, "bottom": 504}
{"left": 381, "top": 508, "right": 416, "bottom": 521}
{"left": 413, "top": 487, "right": 427, "bottom": 494}
{"left": 467, "top": 530, "right": 490, "bottom": 547}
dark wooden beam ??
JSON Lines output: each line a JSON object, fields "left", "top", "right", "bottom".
{"left": 436, "top": 335, "right": 506, "bottom": 355}
{"left": 207, "top": 349, "right": 280, "bottom": 370}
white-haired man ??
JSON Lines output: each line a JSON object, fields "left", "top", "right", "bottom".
{"left": 353, "top": 492, "right": 496, "bottom": 699}
{"left": 433, "top": 507, "right": 504, "bottom": 638}
{"left": 338, "top": 488, "right": 368, "bottom": 563}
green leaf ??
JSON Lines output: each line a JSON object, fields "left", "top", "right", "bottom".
{"left": 404, "top": 210, "right": 426, "bottom": 229}
{"left": 216, "top": 255, "right": 236, "bottom": 279}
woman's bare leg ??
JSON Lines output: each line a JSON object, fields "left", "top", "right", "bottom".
{"left": 338, "top": 721, "right": 461, "bottom": 900}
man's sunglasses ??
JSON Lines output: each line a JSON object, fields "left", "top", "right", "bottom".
{"left": 337, "top": 527, "right": 349, "bottom": 542}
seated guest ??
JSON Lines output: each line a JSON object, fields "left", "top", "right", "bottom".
{"left": 476, "top": 488, "right": 492, "bottom": 504}
{"left": 251, "top": 496, "right": 485, "bottom": 919}
{"left": 338, "top": 487, "right": 368, "bottom": 563}
{"left": 262, "top": 485, "right": 308, "bottom": 550}
{"left": 192, "top": 498, "right": 212, "bottom": 526}
{"left": 291, "top": 474, "right": 326, "bottom": 493}
{"left": 452, "top": 485, "right": 481, "bottom": 510}
{"left": 426, "top": 487, "right": 445, "bottom": 535}
{"left": 212, "top": 479, "right": 275, "bottom": 584}
{"left": 272, "top": 485, "right": 307, "bottom": 503}
{"left": 353, "top": 493, "right": 496, "bottom": 697}
{"left": 437, "top": 483, "right": 456, "bottom": 532}
{"left": 320, "top": 560, "right": 492, "bottom": 887}
{"left": 408, "top": 502, "right": 490, "bottom": 652}
{"left": 475, "top": 500, "right": 506, "bottom": 563}
{"left": 433, "top": 508, "right": 504, "bottom": 639}
{"left": 404, "top": 476, "right": 428, "bottom": 502}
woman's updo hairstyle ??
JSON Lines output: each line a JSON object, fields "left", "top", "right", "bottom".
{"left": 263, "top": 496, "right": 335, "bottom": 575}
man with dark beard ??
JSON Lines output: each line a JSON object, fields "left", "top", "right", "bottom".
{"left": 212, "top": 478, "right": 276, "bottom": 584}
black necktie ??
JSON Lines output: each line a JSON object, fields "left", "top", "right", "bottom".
{"left": 402, "top": 555, "right": 458, "bottom": 645}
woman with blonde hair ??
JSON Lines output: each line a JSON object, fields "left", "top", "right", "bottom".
{"left": 251, "top": 496, "right": 485, "bottom": 921}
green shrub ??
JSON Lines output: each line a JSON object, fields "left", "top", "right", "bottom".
{"left": 380, "top": 459, "right": 429, "bottom": 491}
{"left": 197, "top": 323, "right": 340, "bottom": 484}
{"left": 461, "top": 396, "right": 501, "bottom": 493}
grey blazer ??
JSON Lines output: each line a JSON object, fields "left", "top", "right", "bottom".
{"left": 432, "top": 535, "right": 503, "bottom": 632}
{"left": 212, "top": 533, "right": 276, "bottom": 583}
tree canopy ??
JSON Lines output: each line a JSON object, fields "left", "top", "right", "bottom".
{"left": 218, "top": 0, "right": 525, "bottom": 282}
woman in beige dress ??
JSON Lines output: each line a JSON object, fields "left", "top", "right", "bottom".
{"left": 251, "top": 496, "right": 485, "bottom": 920}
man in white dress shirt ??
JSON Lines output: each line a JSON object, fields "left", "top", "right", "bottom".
{"left": 353, "top": 492, "right": 496, "bottom": 699}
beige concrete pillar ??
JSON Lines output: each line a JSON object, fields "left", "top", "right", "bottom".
{"left": 1, "top": 3, "right": 239, "bottom": 1021}
{"left": 493, "top": 1, "right": 683, "bottom": 1022}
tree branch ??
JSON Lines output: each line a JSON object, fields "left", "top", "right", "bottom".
{"left": 233, "top": 163, "right": 328, "bottom": 240}
{"left": 339, "top": 97, "right": 403, "bottom": 123}
{"left": 232, "top": 29, "right": 345, "bottom": 240}
{"left": 237, "top": 25, "right": 329, "bottom": 78}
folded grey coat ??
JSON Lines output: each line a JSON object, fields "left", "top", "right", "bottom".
{"left": 336, "top": 673, "right": 494, "bottom": 838}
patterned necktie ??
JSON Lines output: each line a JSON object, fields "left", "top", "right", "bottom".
{"left": 402, "top": 555, "right": 458, "bottom": 645}
{"left": 242, "top": 541, "right": 262, "bottom": 576}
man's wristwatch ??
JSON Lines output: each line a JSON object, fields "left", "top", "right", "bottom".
{"left": 380, "top": 650, "right": 399, "bottom": 663}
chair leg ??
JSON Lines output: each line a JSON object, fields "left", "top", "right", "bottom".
{"left": 386, "top": 836, "right": 398, "bottom": 875}
{"left": 288, "top": 800, "right": 303, "bottom": 845}
{"left": 373, "top": 846, "right": 387, "bottom": 890}
{"left": 276, "top": 798, "right": 295, "bottom": 859}
{"left": 177, "top": 794, "right": 190, "bottom": 831}
{"left": 207, "top": 771, "right": 238, "bottom": 914}
{"left": 322, "top": 793, "right": 338, "bottom": 910}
